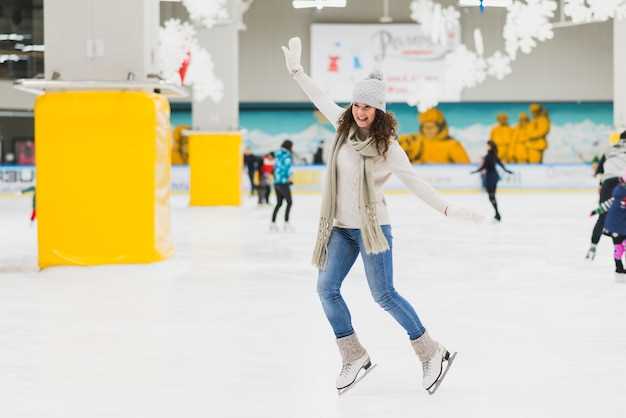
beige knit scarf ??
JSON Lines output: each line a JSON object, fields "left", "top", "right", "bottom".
{"left": 312, "top": 127, "right": 390, "bottom": 270}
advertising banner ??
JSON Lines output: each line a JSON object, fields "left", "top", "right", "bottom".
{"left": 310, "top": 23, "right": 461, "bottom": 103}
{"left": 0, "top": 166, "right": 35, "bottom": 193}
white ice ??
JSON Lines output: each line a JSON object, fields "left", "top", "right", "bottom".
{"left": 1, "top": 191, "right": 625, "bottom": 418}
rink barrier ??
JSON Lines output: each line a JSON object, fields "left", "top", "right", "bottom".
{"left": 34, "top": 91, "right": 173, "bottom": 268}
{"left": 1, "top": 163, "right": 598, "bottom": 196}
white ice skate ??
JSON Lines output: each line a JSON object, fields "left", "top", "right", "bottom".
{"left": 283, "top": 222, "right": 295, "bottom": 233}
{"left": 269, "top": 223, "right": 279, "bottom": 232}
{"left": 335, "top": 333, "right": 376, "bottom": 395}
{"left": 336, "top": 352, "right": 376, "bottom": 395}
{"left": 615, "top": 272, "right": 626, "bottom": 284}
{"left": 411, "top": 332, "right": 456, "bottom": 395}
{"left": 422, "top": 345, "right": 457, "bottom": 395}
{"left": 585, "top": 245, "right": 597, "bottom": 260}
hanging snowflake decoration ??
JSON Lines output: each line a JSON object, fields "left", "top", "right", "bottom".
{"left": 564, "top": 0, "right": 626, "bottom": 22}
{"left": 442, "top": 5, "right": 461, "bottom": 29}
{"left": 563, "top": 0, "right": 594, "bottom": 23}
{"left": 404, "top": 0, "right": 624, "bottom": 110}
{"left": 407, "top": 79, "right": 442, "bottom": 112}
{"left": 444, "top": 45, "right": 487, "bottom": 93}
{"left": 486, "top": 51, "right": 513, "bottom": 80}
{"left": 410, "top": 0, "right": 460, "bottom": 46}
{"left": 182, "top": 0, "right": 229, "bottom": 29}
{"left": 410, "top": 0, "right": 435, "bottom": 26}
{"left": 185, "top": 46, "right": 224, "bottom": 103}
{"left": 157, "top": 18, "right": 223, "bottom": 103}
{"left": 503, "top": 0, "right": 557, "bottom": 59}
{"left": 585, "top": 0, "right": 626, "bottom": 20}
{"left": 158, "top": 19, "right": 196, "bottom": 83}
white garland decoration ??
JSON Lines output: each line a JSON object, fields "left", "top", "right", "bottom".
{"left": 408, "top": 0, "right": 560, "bottom": 110}
{"left": 182, "top": 0, "right": 229, "bottom": 28}
{"left": 503, "top": 0, "right": 557, "bottom": 59}
{"left": 158, "top": 19, "right": 196, "bottom": 84}
{"left": 564, "top": 0, "right": 626, "bottom": 23}
{"left": 486, "top": 51, "right": 513, "bottom": 80}
{"left": 158, "top": 0, "right": 229, "bottom": 103}
{"left": 158, "top": 19, "right": 225, "bottom": 102}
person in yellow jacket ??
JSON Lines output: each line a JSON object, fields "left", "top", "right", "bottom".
{"left": 508, "top": 112, "right": 531, "bottom": 163}
{"left": 489, "top": 113, "right": 514, "bottom": 163}
{"left": 398, "top": 107, "right": 470, "bottom": 164}
{"left": 171, "top": 124, "right": 190, "bottom": 165}
{"left": 527, "top": 103, "right": 550, "bottom": 164}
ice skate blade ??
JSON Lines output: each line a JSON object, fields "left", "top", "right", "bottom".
{"left": 337, "top": 363, "right": 377, "bottom": 396}
{"left": 427, "top": 352, "right": 457, "bottom": 396}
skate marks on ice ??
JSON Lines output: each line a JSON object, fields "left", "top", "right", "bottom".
{"left": 337, "top": 363, "right": 378, "bottom": 396}
{"left": 427, "top": 351, "right": 457, "bottom": 396}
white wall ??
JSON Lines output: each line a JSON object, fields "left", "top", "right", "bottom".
{"left": 239, "top": 0, "right": 613, "bottom": 102}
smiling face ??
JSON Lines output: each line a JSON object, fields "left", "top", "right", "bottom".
{"left": 352, "top": 103, "right": 377, "bottom": 130}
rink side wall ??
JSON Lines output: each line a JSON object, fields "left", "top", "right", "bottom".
{"left": 0, "top": 164, "right": 598, "bottom": 195}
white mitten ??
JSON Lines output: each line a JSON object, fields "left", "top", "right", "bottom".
{"left": 281, "top": 37, "right": 304, "bottom": 76}
{"left": 445, "top": 205, "right": 485, "bottom": 224}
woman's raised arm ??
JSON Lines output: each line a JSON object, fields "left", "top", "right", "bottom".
{"left": 281, "top": 37, "right": 345, "bottom": 129}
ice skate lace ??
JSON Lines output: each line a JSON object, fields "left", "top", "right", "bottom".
{"left": 340, "top": 362, "right": 353, "bottom": 377}
{"left": 422, "top": 359, "right": 431, "bottom": 375}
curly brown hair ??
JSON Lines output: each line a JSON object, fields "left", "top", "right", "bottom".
{"left": 336, "top": 106, "right": 397, "bottom": 157}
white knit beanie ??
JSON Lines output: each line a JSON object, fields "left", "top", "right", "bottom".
{"left": 352, "top": 71, "right": 386, "bottom": 112}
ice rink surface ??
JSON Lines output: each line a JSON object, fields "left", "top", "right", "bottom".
{"left": 1, "top": 191, "right": 625, "bottom": 418}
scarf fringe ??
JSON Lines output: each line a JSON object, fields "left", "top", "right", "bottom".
{"left": 312, "top": 217, "right": 333, "bottom": 270}
{"left": 361, "top": 204, "right": 389, "bottom": 254}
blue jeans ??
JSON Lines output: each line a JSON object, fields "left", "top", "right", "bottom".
{"left": 317, "top": 226, "right": 426, "bottom": 340}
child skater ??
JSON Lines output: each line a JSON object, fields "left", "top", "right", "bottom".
{"left": 590, "top": 169, "right": 626, "bottom": 283}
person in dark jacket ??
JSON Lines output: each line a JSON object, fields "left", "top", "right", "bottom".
{"left": 590, "top": 169, "right": 626, "bottom": 282}
{"left": 313, "top": 140, "right": 325, "bottom": 165}
{"left": 243, "top": 148, "right": 258, "bottom": 196}
{"left": 471, "top": 140, "right": 513, "bottom": 222}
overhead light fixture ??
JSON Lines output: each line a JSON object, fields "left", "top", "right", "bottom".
{"left": 292, "top": 0, "right": 347, "bottom": 10}
{"left": 458, "top": 0, "right": 511, "bottom": 7}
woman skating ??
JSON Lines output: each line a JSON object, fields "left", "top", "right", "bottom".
{"left": 471, "top": 140, "right": 513, "bottom": 222}
{"left": 281, "top": 37, "right": 483, "bottom": 394}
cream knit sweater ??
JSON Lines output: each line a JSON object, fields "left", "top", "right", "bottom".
{"left": 294, "top": 71, "right": 448, "bottom": 228}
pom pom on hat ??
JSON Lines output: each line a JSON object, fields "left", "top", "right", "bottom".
{"left": 352, "top": 70, "right": 386, "bottom": 112}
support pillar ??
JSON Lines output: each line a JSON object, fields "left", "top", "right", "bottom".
{"left": 188, "top": 0, "right": 242, "bottom": 206}
{"left": 35, "top": 0, "right": 173, "bottom": 268}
